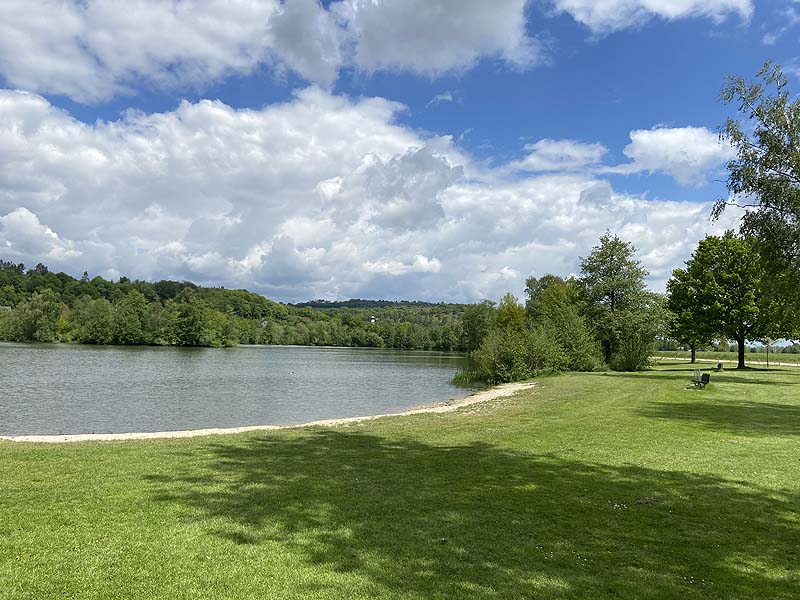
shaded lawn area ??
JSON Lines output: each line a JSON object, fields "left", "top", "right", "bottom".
{"left": 1, "top": 363, "right": 799, "bottom": 599}
{"left": 657, "top": 349, "right": 800, "bottom": 366}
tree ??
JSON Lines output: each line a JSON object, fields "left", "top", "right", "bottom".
{"left": 666, "top": 268, "right": 715, "bottom": 363}
{"left": 471, "top": 327, "right": 567, "bottom": 384}
{"left": 4, "top": 289, "right": 62, "bottom": 342}
{"left": 460, "top": 300, "right": 496, "bottom": 352}
{"left": 526, "top": 275, "right": 601, "bottom": 371}
{"left": 113, "top": 290, "right": 150, "bottom": 344}
{"left": 0, "top": 284, "right": 19, "bottom": 307}
{"left": 525, "top": 274, "right": 571, "bottom": 321}
{"left": 164, "top": 289, "right": 210, "bottom": 347}
{"left": 606, "top": 294, "right": 667, "bottom": 372}
{"left": 78, "top": 298, "right": 115, "bottom": 344}
{"left": 579, "top": 233, "right": 647, "bottom": 314}
{"left": 579, "top": 232, "right": 658, "bottom": 369}
{"left": 203, "top": 308, "right": 239, "bottom": 348}
{"left": 716, "top": 62, "right": 800, "bottom": 335}
{"left": 493, "top": 293, "right": 526, "bottom": 332}
{"left": 669, "top": 232, "right": 777, "bottom": 369}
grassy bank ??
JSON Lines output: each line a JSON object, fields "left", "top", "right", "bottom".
{"left": 657, "top": 349, "right": 800, "bottom": 365}
{"left": 2, "top": 363, "right": 799, "bottom": 599}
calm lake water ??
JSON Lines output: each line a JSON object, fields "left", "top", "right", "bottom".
{"left": 0, "top": 343, "right": 470, "bottom": 435}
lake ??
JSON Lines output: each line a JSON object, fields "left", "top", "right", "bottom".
{"left": 0, "top": 343, "right": 470, "bottom": 436}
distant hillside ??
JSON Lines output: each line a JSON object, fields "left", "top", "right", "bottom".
{"left": 0, "top": 260, "right": 467, "bottom": 351}
{"left": 292, "top": 299, "right": 466, "bottom": 309}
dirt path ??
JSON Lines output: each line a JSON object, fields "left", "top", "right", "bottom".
{"left": 0, "top": 382, "right": 538, "bottom": 444}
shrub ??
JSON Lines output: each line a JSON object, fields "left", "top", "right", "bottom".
{"left": 470, "top": 327, "right": 568, "bottom": 384}
{"left": 607, "top": 308, "right": 659, "bottom": 371}
{"left": 541, "top": 304, "right": 603, "bottom": 372}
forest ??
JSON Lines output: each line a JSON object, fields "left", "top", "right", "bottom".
{"left": 0, "top": 261, "right": 466, "bottom": 350}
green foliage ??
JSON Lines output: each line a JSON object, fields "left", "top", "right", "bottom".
{"left": 458, "top": 234, "right": 663, "bottom": 384}
{"left": 717, "top": 62, "right": 800, "bottom": 335}
{"left": 2, "top": 289, "right": 63, "bottom": 342}
{"left": 525, "top": 274, "right": 573, "bottom": 321}
{"left": 460, "top": 300, "right": 496, "bottom": 352}
{"left": 545, "top": 304, "right": 603, "bottom": 372}
{"left": 203, "top": 310, "right": 239, "bottom": 348}
{"left": 493, "top": 293, "right": 526, "bottom": 332}
{"left": 666, "top": 232, "right": 782, "bottom": 369}
{"left": 526, "top": 275, "right": 602, "bottom": 372}
{"left": 0, "top": 261, "right": 469, "bottom": 350}
{"left": 164, "top": 289, "right": 209, "bottom": 347}
{"left": 579, "top": 232, "right": 647, "bottom": 312}
{"left": 579, "top": 232, "right": 662, "bottom": 369}
{"left": 607, "top": 298, "right": 665, "bottom": 372}
{"left": 470, "top": 327, "right": 568, "bottom": 384}
{"left": 113, "top": 290, "right": 151, "bottom": 345}
{"left": 666, "top": 267, "right": 715, "bottom": 359}
{"left": 0, "top": 284, "right": 19, "bottom": 307}
{"left": 77, "top": 298, "right": 115, "bottom": 344}
{"left": 160, "top": 291, "right": 240, "bottom": 348}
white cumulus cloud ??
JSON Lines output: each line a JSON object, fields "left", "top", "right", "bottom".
{"left": 551, "top": 0, "right": 752, "bottom": 34}
{"left": 0, "top": 0, "right": 540, "bottom": 103}
{"left": 362, "top": 255, "right": 442, "bottom": 276}
{"left": 0, "top": 207, "right": 81, "bottom": 261}
{"left": 334, "top": 0, "right": 540, "bottom": 75}
{"left": 604, "top": 126, "right": 735, "bottom": 186}
{"left": 0, "top": 0, "right": 346, "bottom": 102}
{"left": 0, "top": 88, "right": 740, "bottom": 301}
{"left": 508, "top": 139, "right": 608, "bottom": 172}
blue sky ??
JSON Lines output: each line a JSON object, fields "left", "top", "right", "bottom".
{"left": 0, "top": 0, "right": 798, "bottom": 302}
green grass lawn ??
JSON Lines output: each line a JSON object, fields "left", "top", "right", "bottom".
{"left": 658, "top": 349, "right": 800, "bottom": 365}
{"left": 2, "top": 362, "right": 799, "bottom": 599}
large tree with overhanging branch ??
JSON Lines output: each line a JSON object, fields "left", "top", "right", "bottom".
{"left": 715, "top": 62, "right": 800, "bottom": 337}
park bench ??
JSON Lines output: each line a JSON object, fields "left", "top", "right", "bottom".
{"left": 690, "top": 370, "right": 711, "bottom": 388}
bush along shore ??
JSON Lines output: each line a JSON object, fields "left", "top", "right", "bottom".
{"left": 455, "top": 233, "right": 667, "bottom": 384}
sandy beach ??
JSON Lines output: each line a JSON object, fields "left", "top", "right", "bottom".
{"left": 0, "top": 381, "right": 537, "bottom": 444}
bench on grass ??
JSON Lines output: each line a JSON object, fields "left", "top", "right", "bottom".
{"left": 690, "top": 370, "right": 711, "bottom": 388}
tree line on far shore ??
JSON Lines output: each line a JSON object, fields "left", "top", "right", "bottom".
{"left": 0, "top": 262, "right": 466, "bottom": 350}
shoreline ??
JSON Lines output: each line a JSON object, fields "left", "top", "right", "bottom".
{"left": 0, "top": 382, "right": 537, "bottom": 444}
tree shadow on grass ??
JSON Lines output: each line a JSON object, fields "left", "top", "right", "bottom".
{"left": 145, "top": 430, "right": 799, "bottom": 599}
{"left": 648, "top": 367, "right": 716, "bottom": 372}
{"left": 610, "top": 371, "right": 800, "bottom": 386}
{"left": 638, "top": 400, "right": 800, "bottom": 437}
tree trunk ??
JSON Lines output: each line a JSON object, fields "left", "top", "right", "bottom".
{"left": 690, "top": 343, "right": 696, "bottom": 364}
{"left": 603, "top": 340, "right": 612, "bottom": 364}
{"left": 737, "top": 337, "right": 746, "bottom": 369}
